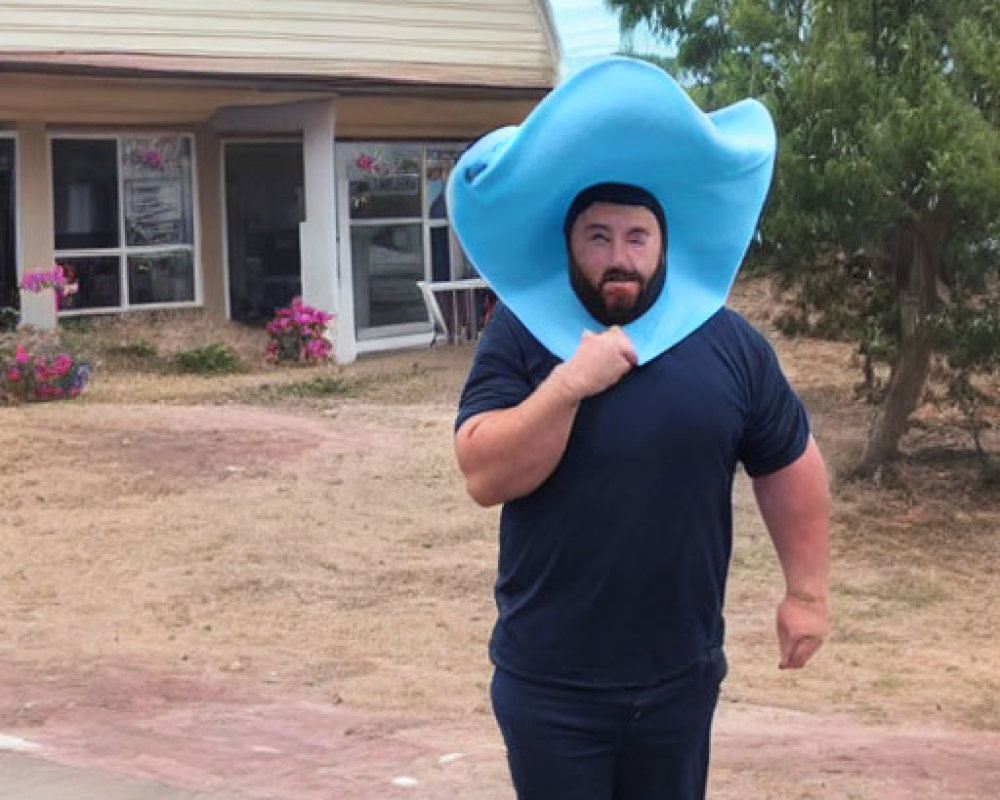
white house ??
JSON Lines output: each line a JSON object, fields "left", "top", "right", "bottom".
{"left": 0, "top": 0, "right": 559, "bottom": 360}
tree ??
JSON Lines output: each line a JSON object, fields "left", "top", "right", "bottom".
{"left": 610, "top": 0, "right": 1000, "bottom": 476}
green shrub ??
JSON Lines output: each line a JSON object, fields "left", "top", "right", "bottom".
{"left": 237, "top": 373, "right": 359, "bottom": 404}
{"left": 110, "top": 340, "right": 158, "bottom": 360}
{"left": 59, "top": 316, "right": 94, "bottom": 333}
{"left": 280, "top": 374, "right": 353, "bottom": 397}
{"left": 0, "top": 307, "right": 17, "bottom": 333}
{"left": 170, "top": 343, "right": 245, "bottom": 375}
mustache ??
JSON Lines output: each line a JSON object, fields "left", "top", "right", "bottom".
{"left": 600, "top": 267, "right": 642, "bottom": 285}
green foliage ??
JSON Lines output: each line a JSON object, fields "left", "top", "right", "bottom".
{"left": 58, "top": 316, "right": 93, "bottom": 333}
{"left": 269, "top": 374, "right": 353, "bottom": 398}
{"left": 932, "top": 302, "right": 1000, "bottom": 373}
{"left": 613, "top": 0, "right": 1000, "bottom": 470}
{"left": 0, "top": 308, "right": 17, "bottom": 333}
{"left": 170, "top": 343, "right": 245, "bottom": 375}
{"left": 108, "top": 340, "right": 158, "bottom": 360}
{"left": 239, "top": 373, "right": 358, "bottom": 404}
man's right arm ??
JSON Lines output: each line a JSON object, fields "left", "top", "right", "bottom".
{"left": 455, "top": 327, "right": 637, "bottom": 507}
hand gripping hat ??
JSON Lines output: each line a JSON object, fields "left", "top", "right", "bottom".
{"left": 446, "top": 56, "right": 777, "bottom": 365}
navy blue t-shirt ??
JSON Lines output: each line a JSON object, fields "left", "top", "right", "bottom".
{"left": 456, "top": 303, "right": 809, "bottom": 688}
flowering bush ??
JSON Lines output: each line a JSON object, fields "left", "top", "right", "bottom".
{"left": 19, "top": 265, "right": 68, "bottom": 293}
{"left": 19, "top": 264, "right": 78, "bottom": 308}
{"left": 1, "top": 343, "right": 91, "bottom": 403}
{"left": 266, "top": 298, "right": 335, "bottom": 364}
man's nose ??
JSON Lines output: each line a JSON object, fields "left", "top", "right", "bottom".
{"left": 609, "top": 236, "right": 629, "bottom": 265}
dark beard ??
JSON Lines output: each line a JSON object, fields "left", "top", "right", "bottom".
{"left": 568, "top": 254, "right": 667, "bottom": 326}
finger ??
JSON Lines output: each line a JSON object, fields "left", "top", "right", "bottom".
{"left": 607, "top": 328, "right": 637, "bottom": 365}
{"left": 778, "top": 629, "right": 794, "bottom": 668}
{"left": 780, "top": 635, "right": 822, "bottom": 670}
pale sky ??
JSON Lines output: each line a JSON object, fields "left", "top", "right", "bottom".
{"left": 547, "top": 0, "right": 667, "bottom": 75}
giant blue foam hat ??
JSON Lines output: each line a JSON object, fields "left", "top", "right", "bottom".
{"left": 446, "top": 56, "right": 776, "bottom": 365}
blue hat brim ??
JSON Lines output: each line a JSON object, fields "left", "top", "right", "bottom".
{"left": 447, "top": 56, "right": 776, "bottom": 365}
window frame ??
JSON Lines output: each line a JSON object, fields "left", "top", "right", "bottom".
{"left": 341, "top": 141, "right": 470, "bottom": 341}
{"left": 49, "top": 131, "right": 201, "bottom": 315}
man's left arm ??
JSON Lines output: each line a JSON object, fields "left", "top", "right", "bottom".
{"left": 752, "top": 435, "right": 831, "bottom": 670}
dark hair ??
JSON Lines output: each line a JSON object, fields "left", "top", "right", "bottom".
{"left": 563, "top": 182, "right": 668, "bottom": 242}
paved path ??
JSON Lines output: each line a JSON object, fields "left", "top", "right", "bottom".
{"left": 0, "top": 752, "right": 266, "bottom": 800}
{"left": 3, "top": 700, "right": 999, "bottom": 799}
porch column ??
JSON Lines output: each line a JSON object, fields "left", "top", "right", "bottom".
{"left": 16, "top": 122, "right": 54, "bottom": 277}
{"left": 300, "top": 100, "right": 355, "bottom": 363}
{"left": 195, "top": 126, "right": 226, "bottom": 315}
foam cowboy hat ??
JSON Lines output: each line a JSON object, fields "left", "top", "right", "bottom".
{"left": 446, "top": 56, "right": 777, "bottom": 365}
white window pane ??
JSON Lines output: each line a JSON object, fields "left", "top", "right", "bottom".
{"left": 425, "top": 147, "right": 463, "bottom": 219}
{"left": 430, "top": 225, "right": 451, "bottom": 282}
{"left": 128, "top": 250, "right": 195, "bottom": 305}
{"left": 52, "top": 139, "right": 120, "bottom": 250}
{"left": 123, "top": 136, "right": 194, "bottom": 247}
{"left": 351, "top": 223, "right": 425, "bottom": 329}
{"left": 59, "top": 256, "right": 121, "bottom": 309}
{"left": 349, "top": 146, "right": 422, "bottom": 220}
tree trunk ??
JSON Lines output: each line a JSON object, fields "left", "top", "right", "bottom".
{"left": 856, "top": 213, "right": 947, "bottom": 476}
{"left": 857, "top": 326, "right": 933, "bottom": 475}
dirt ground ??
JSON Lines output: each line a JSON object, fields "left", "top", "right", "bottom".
{"left": 1, "top": 278, "right": 998, "bottom": 798}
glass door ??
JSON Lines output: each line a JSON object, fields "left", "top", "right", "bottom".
{"left": 345, "top": 144, "right": 428, "bottom": 337}
{"left": 341, "top": 142, "right": 475, "bottom": 342}
{"left": 0, "top": 137, "right": 15, "bottom": 310}
{"left": 224, "top": 141, "right": 304, "bottom": 324}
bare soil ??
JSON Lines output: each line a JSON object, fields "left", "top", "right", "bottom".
{"left": 1, "top": 277, "right": 998, "bottom": 798}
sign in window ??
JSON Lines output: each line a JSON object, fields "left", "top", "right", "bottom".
{"left": 52, "top": 134, "right": 196, "bottom": 312}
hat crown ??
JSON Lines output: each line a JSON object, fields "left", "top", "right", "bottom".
{"left": 448, "top": 56, "right": 776, "bottom": 365}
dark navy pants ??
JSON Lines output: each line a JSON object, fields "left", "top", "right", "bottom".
{"left": 491, "top": 650, "right": 726, "bottom": 800}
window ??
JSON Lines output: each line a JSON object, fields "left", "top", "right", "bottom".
{"left": 52, "top": 135, "right": 196, "bottom": 312}
{"left": 426, "top": 147, "right": 476, "bottom": 282}
{"left": 0, "top": 136, "right": 16, "bottom": 308}
{"left": 346, "top": 143, "right": 473, "bottom": 336}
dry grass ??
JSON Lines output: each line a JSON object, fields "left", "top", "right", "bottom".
{"left": 1, "top": 276, "right": 998, "bottom": 741}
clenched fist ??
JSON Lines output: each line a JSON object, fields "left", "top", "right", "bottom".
{"left": 553, "top": 327, "right": 637, "bottom": 400}
{"left": 777, "top": 591, "right": 830, "bottom": 669}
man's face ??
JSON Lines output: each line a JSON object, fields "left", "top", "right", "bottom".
{"left": 568, "top": 201, "right": 665, "bottom": 326}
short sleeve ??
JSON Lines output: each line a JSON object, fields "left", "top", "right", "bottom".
{"left": 737, "top": 329, "right": 810, "bottom": 477}
{"left": 455, "top": 305, "right": 539, "bottom": 431}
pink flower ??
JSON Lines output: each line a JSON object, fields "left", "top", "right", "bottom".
{"left": 266, "top": 298, "right": 335, "bottom": 364}
{"left": 14, "top": 345, "right": 28, "bottom": 365}
{"left": 19, "top": 266, "right": 68, "bottom": 293}
{"left": 6, "top": 367, "right": 20, "bottom": 381}
{"left": 52, "top": 353, "right": 73, "bottom": 373}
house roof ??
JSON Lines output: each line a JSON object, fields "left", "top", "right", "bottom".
{"left": 0, "top": 0, "right": 560, "bottom": 91}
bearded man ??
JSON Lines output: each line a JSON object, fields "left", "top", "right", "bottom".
{"left": 449, "top": 57, "right": 830, "bottom": 800}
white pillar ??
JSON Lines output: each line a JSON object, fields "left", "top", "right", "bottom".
{"left": 299, "top": 100, "right": 356, "bottom": 364}
{"left": 213, "top": 99, "right": 355, "bottom": 362}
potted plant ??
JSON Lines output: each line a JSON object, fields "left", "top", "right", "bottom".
{"left": 18, "top": 265, "right": 70, "bottom": 330}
